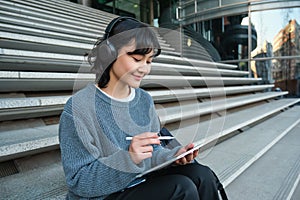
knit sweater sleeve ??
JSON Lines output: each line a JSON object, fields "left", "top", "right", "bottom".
{"left": 59, "top": 109, "right": 146, "bottom": 198}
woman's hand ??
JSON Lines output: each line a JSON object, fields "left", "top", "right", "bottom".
{"left": 174, "top": 143, "right": 199, "bottom": 165}
{"left": 128, "top": 132, "right": 161, "bottom": 164}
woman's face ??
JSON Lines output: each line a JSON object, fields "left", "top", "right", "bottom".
{"left": 109, "top": 42, "right": 154, "bottom": 89}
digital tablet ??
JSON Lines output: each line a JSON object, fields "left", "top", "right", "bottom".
{"left": 136, "top": 142, "right": 202, "bottom": 178}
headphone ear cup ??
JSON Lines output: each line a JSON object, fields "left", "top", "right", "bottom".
{"left": 98, "top": 40, "right": 117, "bottom": 68}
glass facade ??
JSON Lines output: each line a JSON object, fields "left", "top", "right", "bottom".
{"left": 251, "top": 8, "right": 300, "bottom": 94}
{"left": 91, "top": 0, "right": 159, "bottom": 25}
{"left": 179, "top": 0, "right": 300, "bottom": 96}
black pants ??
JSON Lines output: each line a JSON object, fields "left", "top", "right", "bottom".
{"left": 106, "top": 163, "right": 220, "bottom": 200}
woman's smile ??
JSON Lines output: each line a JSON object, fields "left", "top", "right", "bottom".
{"left": 132, "top": 74, "right": 143, "bottom": 81}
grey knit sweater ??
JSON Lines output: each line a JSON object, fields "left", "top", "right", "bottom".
{"left": 59, "top": 84, "right": 180, "bottom": 199}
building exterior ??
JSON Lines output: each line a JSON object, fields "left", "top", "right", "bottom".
{"left": 272, "top": 19, "right": 300, "bottom": 95}
{"left": 73, "top": 0, "right": 300, "bottom": 96}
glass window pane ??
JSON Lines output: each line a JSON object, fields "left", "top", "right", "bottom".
{"left": 221, "top": 0, "right": 248, "bottom": 6}
{"left": 251, "top": 8, "right": 300, "bottom": 96}
{"left": 196, "top": 0, "right": 219, "bottom": 12}
{"left": 272, "top": 57, "right": 300, "bottom": 96}
{"left": 251, "top": 8, "right": 300, "bottom": 59}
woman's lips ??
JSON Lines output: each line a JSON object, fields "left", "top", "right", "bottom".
{"left": 133, "top": 75, "right": 143, "bottom": 81}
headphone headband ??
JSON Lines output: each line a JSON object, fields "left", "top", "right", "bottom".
{"left": 104, "top": 16, "right": 140, "bottom": 40}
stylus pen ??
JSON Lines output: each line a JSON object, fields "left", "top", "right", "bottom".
{"left": 125, "top": 136, "right": 175, "bottom": 141}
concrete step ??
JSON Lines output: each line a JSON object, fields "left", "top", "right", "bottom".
{"left": 10, "top": 0, "right": 116, "bottom": 22}
{"left": 0, "top": 10, "right": 100, "bottom": 38}
{"left": 0, "top": 150, "right": 67, "bottom": 200}
{"left": 198, "top": 105, "right": 300, "bottom": 199}
{"left": 142, "top": 75, "right": 261, "bottom": 88}
{"left": 0, "top": 22, "right": 96, "bottom": 44}
{"left": 226, "top": 117, "right": 300, "bottom": 200}
{"left": 172, "top": 98, "right": 300, "bottom": 148}
{"left": 158, "top": 92, "right": 288, "bottom": 125}
{"left": 1, "top": 92, "right": 288, "bottom": 162}
{"left": 0, "top": 124, "right": 59, "bottom": 162}
{"left": 0, "top": 1, "right": 109, "bottom": 31}
{"left": 151, "top": 62, "right": 248, "bottom": 77}
{"left": 0, "top": 0, "right": 179, "bottom": 56}
{"left": 0, "top": 70, "right": 262, "bottom": 92}
{"left": 12, "top": 0, "right": 174, "bottom": 49}
{"left": 156, "top": 54, "right": 238, "bottom": 70}
{"left": 150, "top": 84, "right": 274, "bottom": 103}
{"left": 0, "top": 30, "right": 175, "bottom": 55}
{"left": 0, "top": 48, "right": 180, "bottom": 73}
{"left": 0, "top": 85, "right": 274, "bottom": 121}
{"left": 292, "top": 179, "right": 300, "bottom": 200}
{"left": 0, "top": 48, "right": 238, "bottom": 73}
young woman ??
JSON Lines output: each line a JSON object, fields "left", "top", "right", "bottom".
{"left": 59, "top": 17, "right": 220, "bottom": 200}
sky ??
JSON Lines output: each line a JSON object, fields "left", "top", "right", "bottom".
{"left": 242, "top": 7, "right": 300, "bottom": 52}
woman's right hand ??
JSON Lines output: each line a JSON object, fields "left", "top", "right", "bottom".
{"left": 128, "top": 132, "right": 161, "bottom": 164}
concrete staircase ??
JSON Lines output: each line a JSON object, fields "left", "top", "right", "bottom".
{"left": 0, "top": 0, "right": 299, "bottom": 199}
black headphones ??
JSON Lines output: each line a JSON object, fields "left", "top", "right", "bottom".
{"left": 97, "top": 16, "right": 140, "bottom": 68}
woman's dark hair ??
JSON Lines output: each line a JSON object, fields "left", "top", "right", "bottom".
{"left": 87, "top": 17, "right": 161, "bottom": 88}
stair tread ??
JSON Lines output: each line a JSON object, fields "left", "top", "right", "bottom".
{"left": 225, "top": 120, "right": 300, "bottom": 200}
{"left": 173, "top": 98, "right": 299, "bottom": 144}
{"left": 0, "top": 160, "right": 66, "bottom": 199}
{"left": 197, "top": 105, "right": 300, "bottom": 199}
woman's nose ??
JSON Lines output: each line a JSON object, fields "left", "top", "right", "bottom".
{"left": 138, "top": 64, "right": 151, "bottom": 74}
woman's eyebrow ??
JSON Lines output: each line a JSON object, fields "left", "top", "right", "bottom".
{"left": 127, "top": 52, "right": 155, "bottom": 58}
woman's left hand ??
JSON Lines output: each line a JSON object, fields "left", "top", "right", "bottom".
{"left": 174, "top": 143, "right": 199, "bottom": 165}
